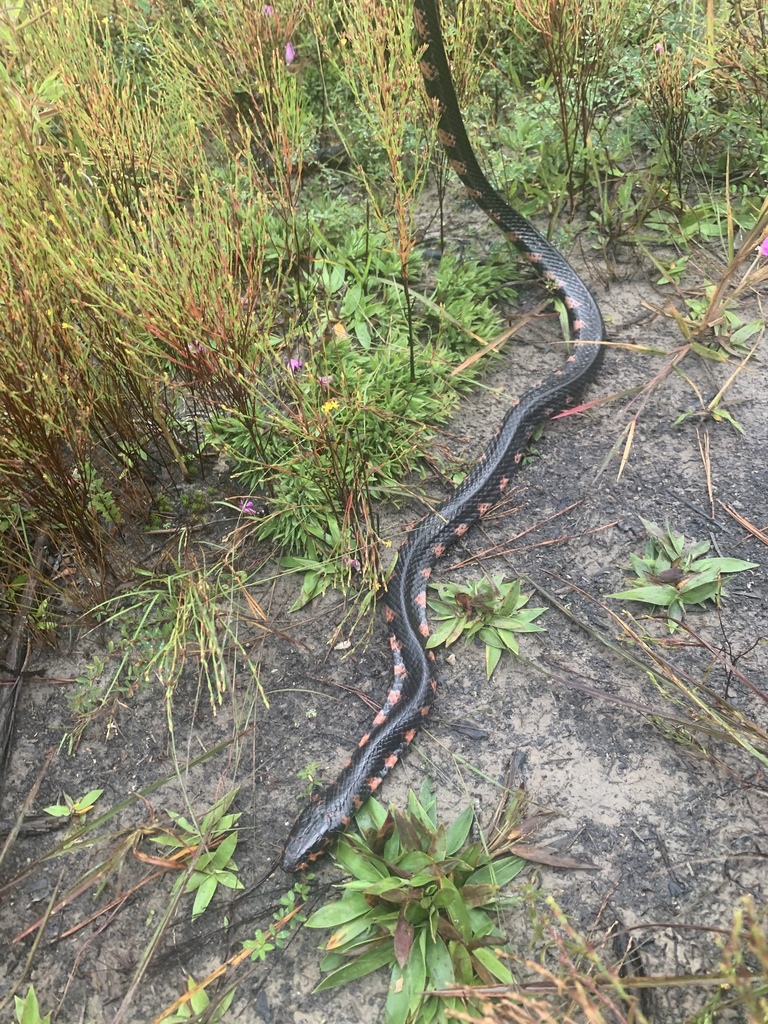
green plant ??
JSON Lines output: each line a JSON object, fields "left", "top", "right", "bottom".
{"left": 305, "top": 785, "right": 528, "bottom": 1024}
{"left": 609, "top": 517, "right": 758, "bottom": 630}
{"left": 427, "top": 575, "right": 546, "bottom": 679}
{"left": 162, "top": 976, "right": 236, "bottom": 1024}
{"left": 242, "top": 879, "right": 310, "bottom": 961}
{"left": 295, "top": 760, "right": 322, "bottom": 799}
{"left": 69, "top": 540, "right": 266, "bottom": 744}
{"left": 43, "top": 787, "right": 103, "bottom": 820}
{"left": 151, "top": 791, "right": 243, "bottom": 920}
{"left": 512, "top": 0, "right": 631, "bottom": 207}
{"left": 14, "top": 987, "right": 51, "bottom": 1024}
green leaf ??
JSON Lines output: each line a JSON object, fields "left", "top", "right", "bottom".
{"left": 211, "top": 831, "right": 238, "bottom": 867}
{"left": 306, "top": 892, "right": 372, "bottom": 929}
{"left": 192, "top": 874, "right": 218, "bottom": 918}
{"left": 408, "top": 930, "right": 428, "bottom": 1016}
{"left": 472, "top": 945, "right": 514, "bottom": 984}
{"left": 466, "top": 855, "right": 526, "bottom": 887}
{"left": 43, "top": 804, "right": 71, "bottom": 818}
{"left": 609, "top": 584, "right": 678, "bottom": 606}
{"left": 445, "top": 805, "right": 474, "bottom": 856}
{"left": 334, "top": 842, "right": 387, "bottom": 882}
{"left": 426, "top": 615, "right": 467, "bottom": 649}
{"left": 215, "top": 871, "right": 244, "bottom": 890}
{"left": 478, "top": 627, "right": 503, "bottom": 648}
{"left": 15, "top": 987, "right": 52, "bottom": 1024}
{"left": 486, "top": 643, "right": 502, "bottom": 679}
{"left": 74, "top": 788, "right": 103, "bottom": 811}
{"left": 358, "top": 796, "right": 388, "bottom": 830}
{"left": 385, "top": 963, "right": 411, "bottom": 1024}
{"left": 441, "top": 880, "right": 472, "bottom": 941}
{"left": 730, "top": 320, "right": 763, "bottom": 345}
{"left": 315, "top": 943, "right": 394, "bottom": 992}
{"left": 425, "top": 933, "right": 455, "bottom": 989}
{"left": 325, "top": 913, "right": 377, "bottom": 950}
{"left": 497, "top": 630, "right": 520, "bottom": 654}
{"left": 693, "top": 557, "right": 757, "bottom": 574}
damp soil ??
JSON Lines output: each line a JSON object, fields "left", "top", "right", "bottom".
{"left": 0, "top": 183, "right": 766, "bottom": 1024}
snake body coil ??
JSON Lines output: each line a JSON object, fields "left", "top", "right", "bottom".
{"left": 281, "top": 0, "right": 605, "bottom": 872}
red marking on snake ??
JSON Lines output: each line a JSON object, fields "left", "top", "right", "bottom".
{"left": 415, "top": 592, "right": 427, "bottom": 608}
{"left": 499, "top": 476, "right": 510, "bottom": 490}
{"left": 384, "top": 753, "right": 399, "bottom": 769}
{"left": 478, "top": 502, "right": 492, "bottom": 515}
{"left": 372, "top": 710, "right": 387, "bottom": 726}
{"left": 430, "top": 677, "right": 438, "bottom": 692}
{"left": 394, "top": 663, "right": 406, "bottom": 677}
{"left": 368, "top": 776, "right": 382, "bottom": 792}
{"left": 390, "top": 636, "right": 402, "bottom": 651}
{"left": 450, "top": 159, "right": 467, "bottom": 175}
{"left": 352, "top": 794, "right": 363, "bottom": 809}
{"left": 419, "top": 622, "right": 430, "bottom": 638}
{"left": 420, "top": 59, "right": 439, "bottom": 81}
{"left": 565, "top": 296, "right": 580, "bottom": 309}
{"left": 421, "top": 567, "right": 432, "bottom": 580}
{"left": 358, "top": 732, "right": 370, "bottom": 748}
{"left": 404, "top": 729, "right": 417, "bottom": 743}
{"left": 427, "top": 650, "right": 436, "bottom": 662}
{"left": 573, "top": 319, "right": 585, "bottom": 331}
{"left": 420, "top": 705, "right": 430, "bottom": 716}
{"left": 454, "top": 523, "right": 469, "bottom": 536}
{"left": 413, "top": 6, "right": 429, "bottom": 38}
{"left": 433, "top": 543, "right": 446, "bottom": 557}
{"left": 385, "top": 689, "right": 402, "bottom": 705}
{"left": 514, "top": 452, "right": 523, "bottom": 463}
{"left": 438, "top": 129, "right": 456, "bottom": 147}
{"left": 385, "top": 606, "right": 395, "bottom": 623}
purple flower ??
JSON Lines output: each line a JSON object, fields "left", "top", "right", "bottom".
{"left": 759, "top": 237, "right": 768, "bottom": 258}
{"left": 288, "top": 358, "right": 303, "bottom": 374}
{"left": 318, "top": 375, "right": 332, "bottom": 388}
{"left": 285, "top": 41, "right": 296, "bottom": 65}
{"left": 342, "top": 555, "right": 361, "bottom": 572}
{"left": 263, "top": 5, "right": 273, "bottom": 13}
{"left": 654, "top": 42, "right": 664, "bottom": 53}
{"left": 239, "top": 498, "right": 258, "bottom": 516}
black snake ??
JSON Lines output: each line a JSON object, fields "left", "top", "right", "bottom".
{"left": 281, "top": 0, "right": 606, "bottom": 872}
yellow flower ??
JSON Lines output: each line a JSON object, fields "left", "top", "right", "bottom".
{"left": 322, "top": 399, "right": 339, "bottom": 414}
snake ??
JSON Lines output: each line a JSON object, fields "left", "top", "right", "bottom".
{"left": 280, "top": 0, "right": 606, "bottom": 872}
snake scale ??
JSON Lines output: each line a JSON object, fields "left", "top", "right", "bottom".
{"left": 281, "top": 0, "right": 606, "bottom": 872}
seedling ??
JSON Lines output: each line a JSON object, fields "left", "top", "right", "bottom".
{"left": 14, "top": 987, "right": 51, "bottom": 1024}
{"left": 609, "top": 517, "right": 757, "bottom": 629}
{"left": 43, "top": 788, "right": 103, "bottom": 820}
{"left": 151, "top": 792, "right": 243, "bottom": 920}
{"left": 427, "top": 575, "right": 546, "bottom": 679}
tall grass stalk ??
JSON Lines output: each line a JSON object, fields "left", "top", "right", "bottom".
{"left": 512, "top": 0, "right": 630, "bottom": 207}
